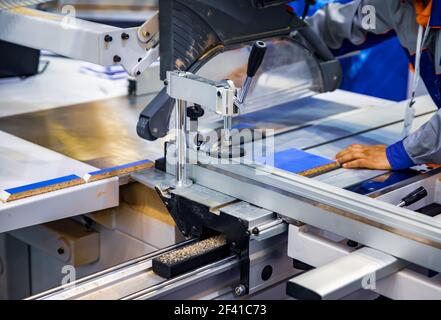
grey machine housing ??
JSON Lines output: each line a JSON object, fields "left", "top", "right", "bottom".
{"left": 136, "top": 0, "right": 342, "bottom": 142}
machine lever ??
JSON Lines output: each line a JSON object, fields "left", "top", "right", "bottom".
{"left": 247, "top": 40, "right": 267, "bottom": 78}
{"left": 237, "top": 40, "right": 267, "bottom": 104}
{"left": 223, "top": 41, "right": 267, "bottom": 149}
{"left": 398, "top": 187, "right": 428, "bottom": 208}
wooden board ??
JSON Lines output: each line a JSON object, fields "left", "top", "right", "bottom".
{"left": 255, "top": 148, "right": 339, "bottom": 177}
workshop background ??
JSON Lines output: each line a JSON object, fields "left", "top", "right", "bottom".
{"left": 290, "top": 0, "right": 410, "bottom": 102}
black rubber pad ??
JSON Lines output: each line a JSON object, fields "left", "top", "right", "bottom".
{"left": 152, "top": 235, "right": 230, "bottom": 279}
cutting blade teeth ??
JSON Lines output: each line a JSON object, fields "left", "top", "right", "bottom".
{"left": 0, "top": 0, "right": 51, "bottom": 10}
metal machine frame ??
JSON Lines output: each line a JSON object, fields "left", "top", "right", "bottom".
{"left": 0, "top": 7, "right": 159, "bottom": 77}
{"left": 5, "top": 0, "right": 441, "bottom": 301}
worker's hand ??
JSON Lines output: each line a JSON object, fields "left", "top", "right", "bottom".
{"left": 335, "top": 144, "right": 392, "bottom": 170}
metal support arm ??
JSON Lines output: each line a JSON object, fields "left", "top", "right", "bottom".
{"left": 0, "top": 8, "right": 159, "bottom": 77}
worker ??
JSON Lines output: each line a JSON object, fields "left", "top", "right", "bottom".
{"left": 306, "top": 0, "right": 441, "bottom": 170}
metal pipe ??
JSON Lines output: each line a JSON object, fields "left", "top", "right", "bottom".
{"left": 223, "top": 115, "right": 232, "bottom": 146}
{"left": 174, "top": 99, "right": 191, "bottom": 187}
{"left": 237, "top": 76, "right": 253, "bottom": 105}
{"left": 222, "top": 76, "right": 252, "bottom": 147}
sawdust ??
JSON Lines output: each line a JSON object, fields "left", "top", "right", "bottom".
{"left": 156, "top": 235, "right": 227, "bottom": 266}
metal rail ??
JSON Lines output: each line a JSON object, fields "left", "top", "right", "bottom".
{"left": 186, "top": 161, "right": 441, "bottom": 273}
{"left": 29, "top": 240, "right": 195, "bottom": 300}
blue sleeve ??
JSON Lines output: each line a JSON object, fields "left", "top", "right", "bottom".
{"left": 386, "top": 140, "right": 415, "bottom": 170}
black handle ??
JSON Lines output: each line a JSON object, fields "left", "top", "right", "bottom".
{"left": 137, "top": 88, "right": 175, "bottom": 141}
{"left": 400, "top": 187, "right": 428, "bottom": 207}
{"left": 247, "top": 41, "right": 267, "bottom": 78}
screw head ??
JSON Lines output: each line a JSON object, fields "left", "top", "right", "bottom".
{"left": 113, "top": 55, "right": 122, "bottom": 63}
{"left": 57, "top": 247, "right": 65, "bottom": 255}
{"left": 104, "top": 35, "right": 113, "bottom": 43}
{"left": 121, "top": 33, "right": 130, "bottom": 40}
{"left": 234, "top": 284, "right": 247, "bottom": 297}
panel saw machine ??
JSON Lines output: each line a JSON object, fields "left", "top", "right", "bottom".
{"left": 2, "top": 0, "right": 441, "bottom": 300}
{"left": 132, "top": 0, "right": 441, "bottom": 299}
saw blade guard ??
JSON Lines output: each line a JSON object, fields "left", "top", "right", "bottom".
{"left": 194, "top": 37, "right": 327, "bottom": 123}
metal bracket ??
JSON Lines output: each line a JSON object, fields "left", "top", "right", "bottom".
{"left": 0, "top": 8, "right": 159, "bottom": 77}
{"left": 166, "top": 71, "right": 238, "bottom": 117}
{"left": 154, "top": 185, "right": 252, "bottom": 295}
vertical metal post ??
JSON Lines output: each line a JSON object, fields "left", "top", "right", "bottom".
{"left": 223, "top": 115, "right": 232, "bottom": 146}
{"left": 222, "top": 76, "right": 251, "bottom": 147}
{"left": 174, "top": 99, "right": 192, "bottom": 188}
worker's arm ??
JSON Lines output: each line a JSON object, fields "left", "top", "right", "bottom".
{"left": 305, "top": 0, "right": 400, "bottom": 55}
{"left": 310, "top": 0, "right": 426, "bottom": 171}
{"left": 310, "top": 0, "right": 398, "bottom": 171}
{"left": 336, "top": 110, "right": 441, "bottom": 170}
{"left": 401, "top": 109, "right": 441, "bottom": 165}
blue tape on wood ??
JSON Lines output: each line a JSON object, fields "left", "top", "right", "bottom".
{"left": 256, "top": 148, "right": 337, "bottom": 175}
{"left": 84, "top": 159, "right": 153, "bottom": 182}
{"left": 1, "top": 174, "right": 85, "bottom": 202}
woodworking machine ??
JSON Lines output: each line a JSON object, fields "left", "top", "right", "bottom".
{"left": 2, "top": 0, "right": 441, "bottom": 300}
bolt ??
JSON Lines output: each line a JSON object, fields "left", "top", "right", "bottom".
{"left": 234, "top": 284, "right": 247, "bottom": 297}
{"left": 136, "top": 71, "right": 141, "bottom": 76}
{"left": 57, "top": 247, "right": 65, "bottom": 255}
{"left": 252, "top": 227, "right": 260, "bottom": 235}
{"left": 138, "top": 57, "right": 142, "bottom": 62}
{"left": 104, "top": 35, "right": 113, "bottom": 43}
{"left": 121, "top": 33, "right": 130, "bottom": 40}
{"left": 164, "top": 80, "right": 169, "bottom": 86}
{"left": 144, "top": 31, "right": 151, "bottom": 38}
{"left": 113, "top": 55, "right": 122, "bottom": 63}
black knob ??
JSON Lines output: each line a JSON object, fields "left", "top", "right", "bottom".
{"left": 186, "top": 104, "right": 205, "bottom": 121}
{"left": 401, "top": 187, "right": 428, "bottom": 207}
{"left": 247, "top": 41, "right": 267, "bottom": 78}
